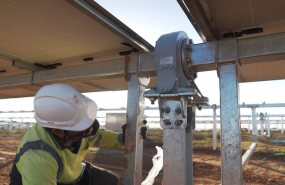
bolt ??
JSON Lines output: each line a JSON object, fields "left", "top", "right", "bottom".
{"left": 150, "top": 97, "right": 156, "bottom": 104}
{"left": 140, "top": 127, "right": 147, "bottom": 139}
{"left": 197, "top": 104, "right": 202, "bottom": 110}
{"left": 186, "top": 57, "right": 190, "bottom": 63}
{"left": 175, "top": 107, "right": 182, "bottom": 114}
{"left": 163, "top": 119, "right": 171, "bottom": 126}
{"left": 175, "top": 120, "right": 183, "bottom": 126}
{"left": 165, "top": 107, "right": 170, "bottom": 114}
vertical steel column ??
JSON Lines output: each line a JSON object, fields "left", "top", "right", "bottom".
{"left": 212, "top": 104, "right": 217, "bottom": 150}
{"left": 281, "top": 116, "right": 284, "bottom": 134}
{"left": 251, "top": 107, "right": 258, "bottom": 141}
{"left": 124, "top": 74, "right": 149, "bottom": 185}
{"left": 185, "top": 129, "right": 193, "bottom": 185}
{"left": 219, "top": 64, "right": 242, "bottom": 185}
{"left": 266, "top": 115, "right": 270, "bottom": 137}
{"left": 247, "top": 117, "right": 251, "bottom": 133}
{"left": 186, "top": 106, "right": 195, "bottom": 185}
{"left": 260, "top": 117, "right": 264, "bottom": 138}
{"left": 162, "top": 99, "right": 187, "bottom": 185}
{"left": 164, "top": 129, "right": 186, "bottom": 185}
{"left": 9, "top": 119, "right": 13, "bottom": 131}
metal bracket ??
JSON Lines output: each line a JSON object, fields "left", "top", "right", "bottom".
{"left": 159, "top": 97, "right": 187, "bottom": 129}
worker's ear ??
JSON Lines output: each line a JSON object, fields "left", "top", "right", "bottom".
{"left": 50, "top": 129, "right": 65, "bottom": 138}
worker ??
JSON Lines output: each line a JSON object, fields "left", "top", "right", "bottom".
{"left": 9, "top": 84, "right": 126, "bottom": 185}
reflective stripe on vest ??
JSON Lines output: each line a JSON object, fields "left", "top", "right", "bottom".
{"left": 14, "top": 140, "right": 63, "bottom": 180}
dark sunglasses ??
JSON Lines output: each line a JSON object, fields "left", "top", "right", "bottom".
{"left": 64, "top": 120, "right": 99, "bottom": 140}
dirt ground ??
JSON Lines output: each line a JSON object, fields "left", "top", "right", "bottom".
{"left": 0, "top": 130, "right": 284, "bottom": 185}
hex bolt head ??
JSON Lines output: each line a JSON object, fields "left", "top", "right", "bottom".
{"left": 163, "top": 119, "right": 171, "bottom": 126}
{"left": 186, "top": 57, "right": 190, "bottom": 63}
{"left": 175, "top": 107, "right": 182, "bottom": 114}
{"left": 175, "top": 120, "right": 183, "bottom": 126}
{"left": 150, "top": 97, "right": 156, "bottom": 104}
{"left": 197, "top": 104, "right": 202, "bottom": 110}
{"left": 165, "top": 107, "right": 170, "bottom": 113}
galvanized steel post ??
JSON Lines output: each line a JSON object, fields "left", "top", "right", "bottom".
{"left": 219, "top": 64, "right": 242, "bottom": 185}
{"left": 251, "top": 107, "right": 258, "bottom": 141}
{"left": 186, "top": 106, "right": 195, "bottom": 185}
{"left": 260, "top": 113, "right": 264, "bottom": 138}
{"left": 266, "top": 115, "right": 270, "bottom": 137}
{"left": 212, "top": 104, "right": 217, "bottom": 150}
{"left": 281, "top": 116, "right": 284, "bottom": 134}
{"left": 124, "top": 74, "right": 149, "bottom": 185}
{"left": 162, "top": 99, "right": 187, "bottom": 185}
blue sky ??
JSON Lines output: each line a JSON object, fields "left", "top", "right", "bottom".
{"left": 0, "top": 0, "right": 284, "bottom": 118}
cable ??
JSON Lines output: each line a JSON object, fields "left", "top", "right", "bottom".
{"left": 259, "top": 153, "right": 285, "bottom": 174}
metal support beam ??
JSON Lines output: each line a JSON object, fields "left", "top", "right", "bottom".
{"left": 212, "top": 104, "right": 217, "bottom": 150}
{"left": 242, "top": 142, "right": 257, "bottom": 170}
{"left": 0, "top": 33, "right": 285, "bottom": 90}
{"left": 247, "top": 117, "right": 251, "bottom": 133}
{"left": 186, "top": 106, "right": 195, "bottom": 185}
{"left": 69, "top": 0, "right": 154, "bottom": 52}
{"left": 260, "top": 115, "right": 264, "bottom": 138}
{"left": 12, "top": 59, "right": 43, "bottom": 72}
{"left": 281, "top": 116, "right": 284, "bottom": 134}
{"left": 219, "top": 64, "right": 242, "bottom": 185}
{"left": 124, "top": 74, "right": 149, "bottom": 185}
{"left": 202, "top": 103, "right": 285, "bottom": 109}
{"left": 0, "top": 51, "right": 43, "bottom": 72}
{"left": 164, "top": 128, "right": 186, "bottom": 185}
{"left": 161, "top": 99, "right": 188, "bottom": 185}
{"left": 190, "top": 33, "right": 285, "bottom": 69}
{"left": 251, "top": 107, "right": 258, "bottom": 141}
{"left": 266, "top": 115, "right": 271, "bottom": 137}
{"left": 177, "top": 0, "right": 220, "bottom": 42}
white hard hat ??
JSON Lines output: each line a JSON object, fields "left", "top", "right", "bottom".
{"left": 34, "top": 84, "right": 97, "bottom": 131}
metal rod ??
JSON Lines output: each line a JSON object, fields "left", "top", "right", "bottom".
{"left": 219, "top": 64, "right": 242, "bottom": 185}
{"left": 241, "top": 142, "right": 257, "bottom": 170}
